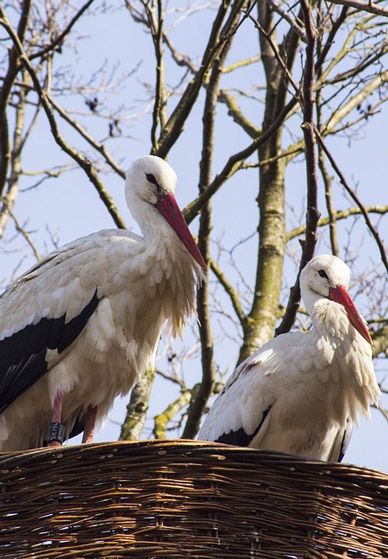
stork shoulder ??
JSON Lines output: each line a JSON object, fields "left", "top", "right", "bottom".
{"left": 0, "top": 229, "right": 144, "bottom": 337}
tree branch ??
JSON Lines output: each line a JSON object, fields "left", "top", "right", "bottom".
{"left": 154, "top": 390, "right": 192, "bottom": 439}
{"left": 233, "top": 0, "right": 301, "bottom": 362}
{"left": 327, "top": 0, "right": 388, "bottom": 17}
{"left": 218, "top": 89, "right": 260, "bottom": 138}
{"left": 316, "top": 82, "right": 339, "bottom": 257}
{"left": 0, "top": 0, "right": 31, "bottom": 196}
{"left": 0, "top": 9, "right": 126, "bottom": 229}
{"left": 315, "top": 6, "right": 348, "bottom": 71}
{"left": 276, "top": 0, "right": 320, "bottom": 336}
{"left": 145, "top": 0, "right": 167, "bottom": 152}
{"left": 119, "top": 367, "right": 155, "bottom": 441}
{"left": 183, "top": 96, "right": 298, "bottom": 224}
{"left": 155, "top": 0, "right": 246, "bottom": 158}
{"left": 46, "top": 93, "right": 126, "bottom": 179}
{"left": 182, "top": 4, "right": 242, "bottom": 439}
{"left": 287, "top": 205, "right": 388, "bottom": 240}
{"left": 0, "top": 67, "right": 27, "bottom": 238}
{"left": 372, "top": 324, "right": 388, "bottom": 358}
{"left": 323, "top": 68, "right": 388, "bottom": 136}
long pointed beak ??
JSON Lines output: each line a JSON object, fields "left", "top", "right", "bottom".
{"left": 156, "top": 192, "right": 207, "bottom": 271}
{"left": 329, "top": 285, "right": 372, "bottom": 344}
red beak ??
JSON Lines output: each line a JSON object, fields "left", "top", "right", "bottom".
{"left": 156, "top": 192, "right": 207, "bottom": 271}
{"left": 329, "top": 285, "right": 372, "bottom": 344}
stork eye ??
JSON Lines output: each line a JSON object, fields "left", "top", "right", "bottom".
{"left": 146, "top": 173, "right": 157, "bottom": 185}
{"left": 146, "top": 172, "right": 162, "bottom": 194}
{"left": 318, "top": 269, "right": 329, "bottom": 279}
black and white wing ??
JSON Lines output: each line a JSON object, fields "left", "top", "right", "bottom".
{"left": 0, "top": 235, "right": 111, "bottom": 415}
{"left": 197, "top": 337, "right": 290, "bottom": 447}
{"left": 0, "top": 227, "right": 146, "bottom": 415}
{"left": 197, "top": 331, "right": 349, "bottom": 460}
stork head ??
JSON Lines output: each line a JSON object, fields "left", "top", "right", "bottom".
{"left": 300, "top": 254, "right": 371, "bottom": 344}
{"left": 125, "top": 155, "right": 207, "bottom": 270}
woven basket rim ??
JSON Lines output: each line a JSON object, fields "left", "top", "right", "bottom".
{"left": 0, "top": 438, "right": 387, "bottom": 480}
{"left": 2, "top": 439, "right": 388, "bottom": 559}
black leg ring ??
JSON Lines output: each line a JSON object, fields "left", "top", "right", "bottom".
{"left": 46, "top": 422, "right": 66, "bottom": 445}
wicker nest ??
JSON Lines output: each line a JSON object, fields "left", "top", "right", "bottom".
{"left": 0, "top": 440, "right": 387, "bottom": 558}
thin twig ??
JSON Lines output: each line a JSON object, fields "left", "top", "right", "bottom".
{"left": 249, "top": 14, "right": 300, "bottom": 97}
{"left": 374, "top": 401, "right": 388, "bottom": 424}
{"left": 210, "top": 258, "right": 247, "bottom": 327}
{"left": 319, "top": 146, "right": 339, "bottom": 256}
{"left": 315, "top": 6, "right": 348, "bottom": 71}
{"left": 0, "top": 9, "right": 126, "bottom": 229}
{"left": 315, "top": 129, "right": 388, "bottom": 274}
{"left": 29, "top": 0, "right": 96, "bottom": 61}
{"left": 327, "top": 0, "right": 388, "bottom": 17}
{"left": 9, "top": 210, "right": 40, "bottom": 260}
{"left": 265, "top": 0, "right": 307, "bottom": 42}
{"left": 46, "top": 93, "right": 125, "bottom": 178}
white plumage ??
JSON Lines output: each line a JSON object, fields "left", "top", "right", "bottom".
{"left": 0, "top": 155, "right": 206, "bottom": 450}
{"left": 198, "top": 255, "right": 380, "bottom": 462}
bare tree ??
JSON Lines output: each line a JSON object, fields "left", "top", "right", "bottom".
{"left": 1, "top": 1, "right": 388, "bottom": 461}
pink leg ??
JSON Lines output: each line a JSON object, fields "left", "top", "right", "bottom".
{"left": 47, "top": 391, "right": 64, "bottom": 448}
{"left": 52, "top": 391, "right": 63, "bottom": 422}
{"left": 82, "top": 405, "right": 97, "bottom": 444}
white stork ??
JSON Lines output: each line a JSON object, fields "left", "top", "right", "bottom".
{"left": 0, "top": 155, "right": 206, "bottom": 450}
{"left": 198, "top": 254, "right": 380, "bottom": 462}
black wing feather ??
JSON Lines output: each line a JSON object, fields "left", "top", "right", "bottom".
{"left": 215, "top": 406, "right": 272, "bottom": 447}
{"left": 338, "top": 418, "right": 353, "bottom": 462}
{"left": 0, "top": 290, "right": 100, "bottom": 413}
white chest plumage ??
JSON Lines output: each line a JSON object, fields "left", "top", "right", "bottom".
{"left": 198, "top": 255, "right": 380, "bottom": 462}
{"left": 0, "top": 156, "right": 206, "bottom": 450}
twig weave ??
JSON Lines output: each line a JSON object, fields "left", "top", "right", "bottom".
{"left": 0, "top": 440, "right": 387, "bottom": 558}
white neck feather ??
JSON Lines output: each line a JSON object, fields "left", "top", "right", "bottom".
{"left": 309, "top": 297, "right": 350, "bottom": 341}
